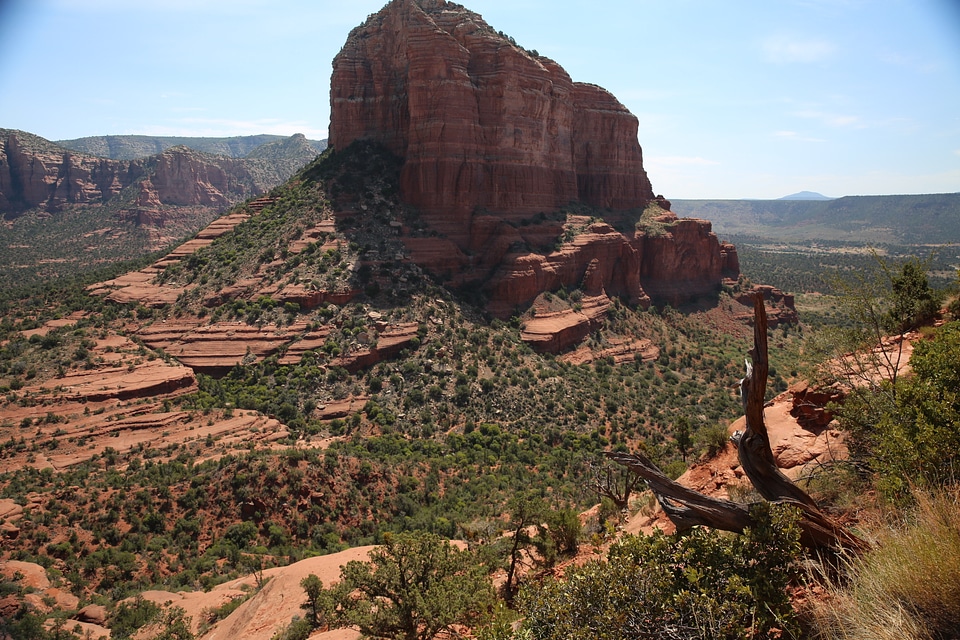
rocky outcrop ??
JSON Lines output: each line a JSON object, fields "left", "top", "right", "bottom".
{"left": 789, "top": 381, "right": 844, "bottom": 431}
{"left": 560, "top": 337, "right": 660, "bottom": 366}
{"left": 481, "top": 211, "right": 741, "bottom": 318}
{"left": 735, "top": 284, "right": 799, "bottom": 327}
{"left": 520, "top": 295, "right": 611, "bottom": 353}
{"left": 148, "top": 145, "right": 257, "bottom": 207}
{"left": 637, "top": 215, "right": 740, "bottom": 305}
{"left": 330, "top": 0, "right": 653, "bottom": 244}
{"left": 0, "top": 129, "right": 304, "bottom": 218}
{"left": 330, "top": 0, "right": 748, "bottom": 327}
{"left": 0, "top": 130, "right": 140, "bottom": 213}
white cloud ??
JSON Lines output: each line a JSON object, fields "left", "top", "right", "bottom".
{"left": 762, "top": 36, "right": 836, "bottom": 63}
{"left": 791, "top": 110, "right": 862, "bottom": 128}
{"left": 878, "top": 51, "right": 941, "bottom": 74}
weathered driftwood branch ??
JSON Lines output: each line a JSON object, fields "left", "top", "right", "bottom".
{"left": 738, "top": 295, "right": 820, "bottom": 510}
{"left": 605, "top": 449, "right": 752, "bottom": 534}
{"left": 608, "top": 294, "right": 868, "bottom": 552}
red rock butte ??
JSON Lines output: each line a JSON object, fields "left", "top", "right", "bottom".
{"left": 328, "top": 0, "right": 749, "bottom": 322}
{"left": 330, "top": 0, "right": 654, "bottom": 243}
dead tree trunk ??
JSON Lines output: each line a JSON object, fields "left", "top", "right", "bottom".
{"left": 608, "top": 294, "right": 868, "bottom": 553}
{"left": 592, "top": 460, "right": 644, "bottom": 511}
{"left": 738, "top": 295, "right": 820, "bottom": 510}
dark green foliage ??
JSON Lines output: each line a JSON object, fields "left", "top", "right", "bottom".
{"left": 152, "top": 607, "right": 194, "bottom": 640}
{"left": 0, "top": 603, "right": 60, "bottom": 640}
{"left": 111, "top": 596, "right": 162, "bottom": 639}
{"left": 273, "top": 617, "right": 315, "bottom": 640}
{"left": 518, "top": 503, "right": 802, "bottom": 640}
{"left": 884, "top": 258, "right": 943, "bottom": 333}
{"left": 541, "top": 507, "right": 582, "bottom": 562}
{"left": 839, "top": 321, "right": 960, "bottom": 501}
{"left": 695, "top": 422, "right": 730, "bottom": 459}
{"left": 303, "top": 531, "right": 496, "bottom": 640}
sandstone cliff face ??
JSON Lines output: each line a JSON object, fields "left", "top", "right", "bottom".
{"left": 149, "top": 146, "right": 254, "bottom": 207}
{"left": 634, "top": 215, "right": 738, "bottom": 305}
{"left": 0, "top": 130, "right": 285, "bottom": 218}
{"left": 0, "top": 130, "right": 140, "bottom": 213}
{"left": 329, "top": 0, "right": 746, "bottom": 329}
{"left": 331, "top": 0, "right": 654, "bottom": 243}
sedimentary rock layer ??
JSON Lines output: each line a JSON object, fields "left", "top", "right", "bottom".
{"left": 330, "top": 0, "right": 654, "bottom": 242}
{"left": 0, "top": 129, "right": 298, "bottom": 217}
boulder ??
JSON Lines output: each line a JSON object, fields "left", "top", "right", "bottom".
{"left": 74, "top": 604, "right": 109, "bottom": 626}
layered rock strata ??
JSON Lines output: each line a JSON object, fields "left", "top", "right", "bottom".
{"left": 330, "top": 0, "right": 747, "bottom": 330}
{"left": 0, "top": 129, "right": 299, "bottom": 218}
{"left": 330, "top": 0, "right": 653, "bottom": 243}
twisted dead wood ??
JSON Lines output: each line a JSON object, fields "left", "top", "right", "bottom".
{"left": 608, "top": 294, "right": 868, "bottom": 552}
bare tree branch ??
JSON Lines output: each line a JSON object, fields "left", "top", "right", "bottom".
{"left": 608, "top": 293, "right": 869, "bottom": 553}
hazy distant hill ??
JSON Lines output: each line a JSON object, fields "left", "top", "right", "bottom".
{"left": 778, "top": 191, "right": 833, "bottom": 201}
{"left": 244, "top": 133, "right": 328, "bottom": 179}
{"left": 672, "top": 193, "right": 960, "bottom": 244}
{"left": 56, "top": 133, "right": 327, "bottom": 160}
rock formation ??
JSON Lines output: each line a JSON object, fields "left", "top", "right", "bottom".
{"left": 330, "top": 0, "right": 653, "bottom": 242}
{"left": 329, "top": 0, "right": 748, "bottom": 326}
{"left": 0, "top": 130, "right": 140, "bottom": 214}
{"left": 0, "top": 129, "right": 313, "bottom": 218}
{"left": 735, "top": 284, "right": 799, "bottom": 327}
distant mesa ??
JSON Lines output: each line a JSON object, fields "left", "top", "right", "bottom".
{"left": 55, "top": 133, "right": 327, "bottom": 162}
{"left": 778, "top": 191, "right": 833, "bottom": 201}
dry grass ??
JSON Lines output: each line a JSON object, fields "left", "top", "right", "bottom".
{"left": 805, "top": 488, "right": 960, "bottom": 640}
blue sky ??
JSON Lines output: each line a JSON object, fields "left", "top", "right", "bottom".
{"left": 0, "top": 0, "right": 958, "bottom": 199}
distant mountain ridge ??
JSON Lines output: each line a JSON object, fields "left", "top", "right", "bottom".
{"left": 56, "top": 133, "right": 327, "bottom": 161}
{"left": 0, "top": 128, "right": 326, "bottom": 286}
{"left": 778, "top": 191, "right": 833, "bottom": 201}
{"left": 672, "top": 193, "right": 960, "bottom": 244}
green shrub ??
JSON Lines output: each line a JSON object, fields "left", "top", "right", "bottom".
{"left": 519, "top": 503, "right": 802, "bottom": 640}
{"left": 302, "top": 531, "right": 496, "bottom": 639}
{"left": 838, "top": 321, "right": 960, "bottom": 501}
{"left": 111, "top": 596, "right": 161, "bottom": 639}
{"left": 695, "top": 422, "right": 731, "bottom": 459}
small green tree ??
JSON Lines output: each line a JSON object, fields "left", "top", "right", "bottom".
{"left": 885, "top": 258, "right": 942, "bottom": 334}
{"left": 153, "top": 607, "right": 194, "bottom": 640}
{"left": 811, "top": 255, "right": 943, "bottom": 393}
{"left": 305, "top": 531, "right": 496, "bottom": 640}
{"left": 300, "top": 574, "right": 348, "bottom": 630}
{"left": 538, "top": 507, "right": 581, "bottom": 566}
{"left": 518, "top": 503, "right": 802, "bottom": 640}
{"left": 500, "top": 493, "right": 548, "bottom": 604}
{"left": 674, "top": 416, "right": 693, "bottom": 462}
{"left": 838, "top": 320, "right": 960, "bottom": 501}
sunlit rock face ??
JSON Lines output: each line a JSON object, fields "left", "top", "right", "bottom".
{"left": 330, "top": 0, "right": 654, "bottom": 243}
{"left": 329, "top": 0, "right": 747, "bottom": 336}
